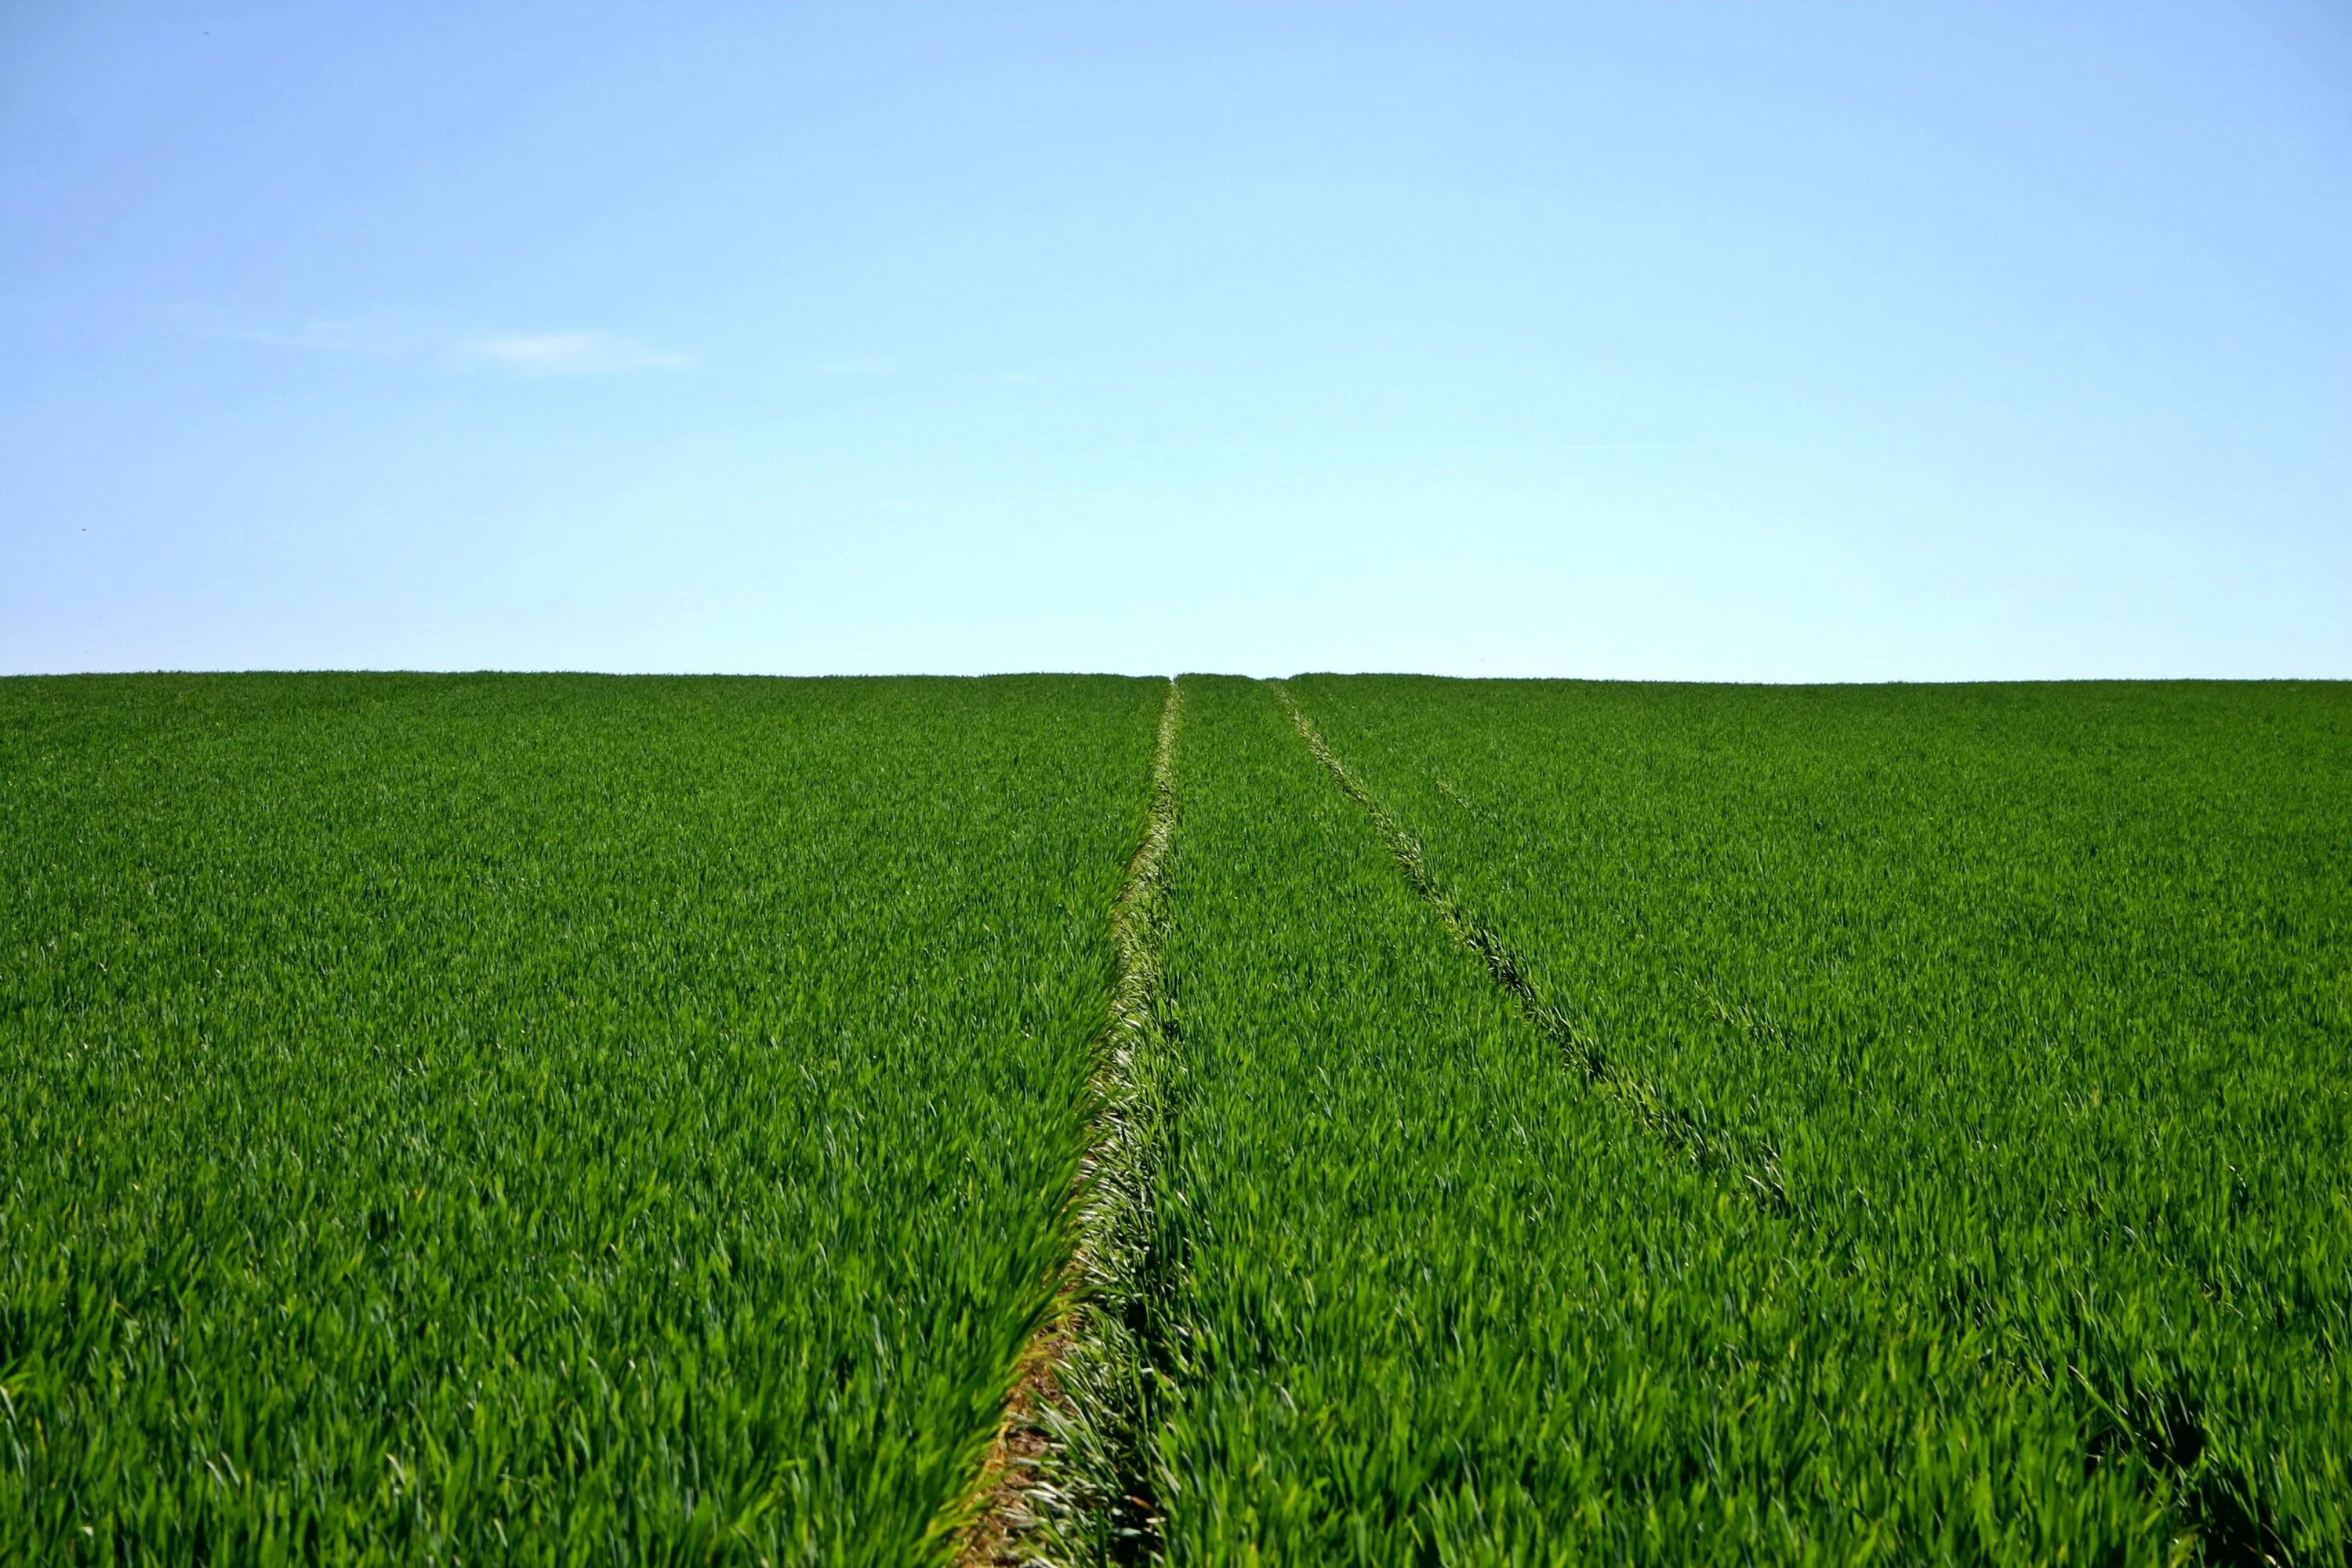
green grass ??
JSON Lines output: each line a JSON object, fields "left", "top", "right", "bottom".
{"left": 1138, "top": 677, "right": 2122, "bottom": 1564}
{"left": 6, "top": 671, "right": 2347, "bottom": 1562}
{"left": 1276, "top": 675, "right": 2352, "bottom": 1560}
{"left": 1, "top": 673, "right": 1164, "bottom": 1563}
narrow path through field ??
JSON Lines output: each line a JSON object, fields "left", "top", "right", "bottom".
{"left": 1272, "top": 681, "right": 1791, "bottom": 1208}
{"left": 951, "top": 677, "right": 1181, "bottom": 1566}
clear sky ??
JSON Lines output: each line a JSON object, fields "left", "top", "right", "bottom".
{"left": 5, "top": 2, "right": 2347, "bottom": 680}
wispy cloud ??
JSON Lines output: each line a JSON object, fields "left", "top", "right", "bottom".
{"left": 194, "top": 316, "right": 405, "bottom": 354}
{"left": 466, "top": 331, "right": 689, "bottom": 375}
{"left": 187, "top": 310, "right": 688, "bottom": 375}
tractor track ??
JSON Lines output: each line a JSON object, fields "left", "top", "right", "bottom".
{"left": 1272, "top": 681, "right": 1790, "bottom": 1210}
{"left": 950, "top": 677, "right": 1181, "bottom": 1567}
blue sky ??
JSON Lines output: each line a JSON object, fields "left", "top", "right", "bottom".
{"left": 5, "top": 2, "right": 2347, "bottom": 679}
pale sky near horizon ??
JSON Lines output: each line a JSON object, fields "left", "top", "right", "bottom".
{"left": 4, "top": 2, "right": 2347, "bottom": 680}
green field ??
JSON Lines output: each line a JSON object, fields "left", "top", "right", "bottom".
{"left": 1, "top": 674, "right": 1165, "bottom": 1562}
{"left": 4, "top": 673, "right": 2346, "bottom": 1563}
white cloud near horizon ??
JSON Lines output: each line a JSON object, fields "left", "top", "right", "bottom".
{"left": 466, "top": 331, "right": 689, "bottom": 374}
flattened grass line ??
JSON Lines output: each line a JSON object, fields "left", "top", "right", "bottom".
{"left": 1273, "top": 681, "right": 1789, "bottom": 1208}
{"left": 953, "top": 677, "right": 1181, "bottom": 1566}
{"left": 1272, "top": 682, "right": 1595, "bottom": 1065}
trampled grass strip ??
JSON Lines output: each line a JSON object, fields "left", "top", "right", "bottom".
{"left": 1273, "top": 681, "right": 1790, "bottom": 1208}
{"left": 953, "top": 677, "right": 1182, "bottom": 1566}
